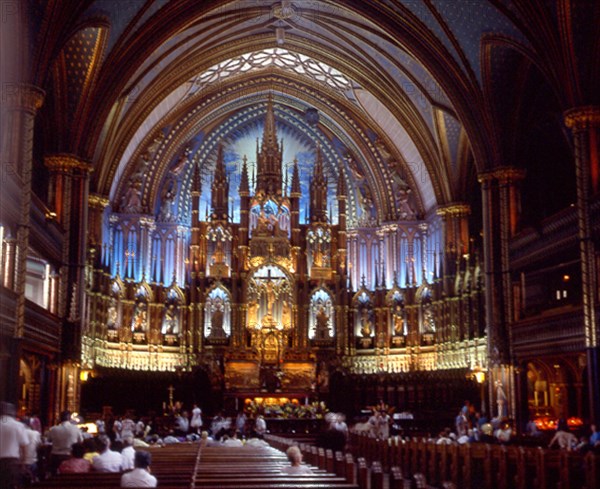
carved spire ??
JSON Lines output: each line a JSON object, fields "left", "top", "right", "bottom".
{"left": 291, "top": 158, "right": 301, "bottom": 195}
{"left": 239, "top": 155, "right": 250, "bottom": 195}
{"left": 310, "top": 146, "right": 328, "bottom": 223}
{"left": 337, "top": 170, "right": 346, "bottom": 197}
{"left": 191, "top": 161, "right": 201, "bottom": 195}
{"left": 255, "top": 95, "right": 283, "bottom": 196}
{"left": 211, "top": 144, "right": 229, "bottom": 220}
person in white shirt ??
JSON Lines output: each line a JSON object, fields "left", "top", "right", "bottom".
{"left": 222, "top": 431, "right": 244, "bottom": 447}
{"left": 280, "top": 446, "right": 313, "bottom": 475}
{"left": 255, "top": 415, "right": 267, "bottom": 436}
{"left": 190, "top": 404, "right": 203, "bottom": 434}
{"left": 121, "top": 435, "right": 135, "bottom": 470}
{"left": 92, "top": 435, "right": 123, "bottom": 472}
{"left": 47, "top": 410, "right": 83, "bottom": 474}
{"left": 21, "top": 417, "right": 42, "bottom": 483}
{"left": 121, "top": 450, "right": 157, "bottom": 488}
{"left": 0, "top": 402, "right": 29, "bottom": 489}
{"left": 135, "top": 419, "right": 145, "bottom": 437}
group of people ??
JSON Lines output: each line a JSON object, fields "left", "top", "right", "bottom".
{"left": 0, "top": 403, "right": 159, "bottom": 488}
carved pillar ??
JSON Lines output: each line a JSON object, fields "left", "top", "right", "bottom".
{"left": 88, "top": 194, "right": 110, "bottom": 267}
{"left": 45, "top": 154, "right": 93, "bottom": 361}
{"left": 478, "top": 167, "right": 525, "bottom": 422}
{"left": 2, "top": 85, "right": 44, "bottom": 337}
{"left": 564, "top": 106, "right": 600, "bottom": 423}
{"left": 1, "top": 85, "right": 44, "bottom": 403}
{"left": 436, "top": 204, "right": 470, "bottom": 292}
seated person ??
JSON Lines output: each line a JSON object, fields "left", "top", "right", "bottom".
{"left": 121, "top": 435, "right": 135, "bottom": 470}
{"left": 82, "top": 437, "right": 99, "bottom": 462}
{"left": 121, "top": 450, "right": 157, "bottom": 488}
{"left": 92, "top": 435, "right": 123, "bottom": 472}
{"left": 58, "top": 442, "right": 91, "bottom": 474}
{"left": 281, "top": 446, "right": 313, "bottom": 475}
{"left": 222, "top": 431, "right": 243, "bottom": 447}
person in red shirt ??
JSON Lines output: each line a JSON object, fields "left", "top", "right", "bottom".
{"left": 58, "top": 443, "right": 91, "bottom": 474}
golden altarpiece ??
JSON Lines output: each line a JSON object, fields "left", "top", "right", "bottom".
{"left": 81, "top": 99, "right": 486, "bottom": 406}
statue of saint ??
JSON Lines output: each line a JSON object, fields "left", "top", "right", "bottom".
{"left": 107, "top": 300, "right": 118, "bottom": 329}
{"left": 159, "top": 179, "right": 177, "bottom": 221}
{"left": 132, "top": 302, "right": 147, "bottom": 332}
{"left": 122, "top": 179, "right": 143, "bottom": 213}
{"left": 392, "top": 303, "right": 404, "bottom": 335}
{"left": 264, "top": 279, "right": 277, "bottom": 318}
{"left": 316, "top": 306, "right": 330, "bottom": 339}
{"left": 396, "top": 186, "right": 415, "bottom": 220}
{"left": 360, "top": 308, "right": 372, "bottom": 337}
{"left": 209, "top": 298, "right": 225, "bottom": 338}
{"left": 162, "top": 304, "right": 179, "bottom": 334}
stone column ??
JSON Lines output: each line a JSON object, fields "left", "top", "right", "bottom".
{"left": 2, "top": 85, "right": 45, "bottom": 336}
{"left": 436, "top": 204, "right": 470, "bottom": 292}
{"left": 564, "top": 106, "right": 600, "bottom": 424}
{"left": 88, "top": 194, "right": 110, "bottom": 252}
{"left": 1, "top": 84, "right": 44, "bottom": 403}
{"left": 478, "top": 167, "right": 525, "bottom": 423}
{"left": 45, "top": 155, "right": 93, "bottom": 361}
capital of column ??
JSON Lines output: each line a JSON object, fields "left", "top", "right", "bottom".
{"left": 1, "top": 84, "right": 44, "bottom": 114}
{"left": 477, "top": 167, "right": 526, "bottom": 185}
{"left": 45, "top": 154, "right": 93, "bottom": 173}
{"left": 564, "top": 106, "right": 600, "bottom": 132}
{"left": 436, "top": 203, "right": 470, "bottom": 218}
{"left": 88, "top": 194, "right": 110, "bottom": 210}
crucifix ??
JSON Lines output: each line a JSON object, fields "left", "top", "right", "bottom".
{"left": 167, "top": 385, "right": 175, "bottom": 409}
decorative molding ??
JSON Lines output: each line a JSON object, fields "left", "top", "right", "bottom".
{"left": 45, "top": 154, "right": 93, "bottom": 173}
{"left": 564, "top": 106, "right": 600, "bottom": 132}
{"left": 1, "top": 84, "right": 45, "bottom": 113}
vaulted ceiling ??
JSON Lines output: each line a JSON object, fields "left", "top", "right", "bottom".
{"left": 14, "top": 0, "right": 598, "bottom": 224}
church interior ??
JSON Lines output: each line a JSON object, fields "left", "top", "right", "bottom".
{"left": 1, "top": 0, "right": 599, "bottom": 447}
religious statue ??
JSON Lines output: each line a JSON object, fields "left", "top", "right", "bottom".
{"left": 496, "top": 380, "right": 508, "bottom": 418}
{"left": 121, "top": 179, "right": 143, "bottom": 213}
{"left": 392, "top": 303, "right": 404, "bottom": 335}
{"left": 162, "top": 304, "right": 179, "bottom": 334}
{"left": 263, "top": 279, "right": 277, "bottom": 318}
{"left": 315, "top": 305, "right": 330, "bottom": 339}
{"left": 209, "top": 298, "right": 226, "bottom": 338}
{"left": 107, "top": 300, "right": 118, "bottom": 329}
{"left": 171, "top": 146, "right": 191, "bottom": 175}
{"left": 423, "top": 304, "right": 435, "bottom": 332}
{"left": 396, "top": 186, "right": 415, "bottom": 220}
{"left": 212, "top": 239, "right": 225, "bottom": 265}
{"left": 132, "top": 302, "right": 147, "bottom": 332}
{"left": 360, "top": 308, "right": 372, "bottom": 337}
{"left": 158, "top": 179, "right": 177, "bottom": 222}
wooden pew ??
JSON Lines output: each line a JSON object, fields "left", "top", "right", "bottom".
{"left": 195, "top": 444, "right": 359, "bottom": 489}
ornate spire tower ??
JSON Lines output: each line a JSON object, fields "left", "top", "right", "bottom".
{"left": 255, "top": 95, "right": 283, "bottom": 196}
{"left": 211, "top": 144, "right": 230, "bottom": 220}
{"left": 309, "top": 146, "right": 328, "bottom": 223}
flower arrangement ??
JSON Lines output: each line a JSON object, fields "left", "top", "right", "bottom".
{"left": 244, "top": 398, "right": 328, "bottom": 419}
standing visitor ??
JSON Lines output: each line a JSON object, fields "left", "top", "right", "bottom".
{"left": 47, "top": 410, "right": 83, "bottom": 474}
{"left": 0, "top": 402, "right": 29, "bottom": 489}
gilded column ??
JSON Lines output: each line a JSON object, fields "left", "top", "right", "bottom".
{"left": 2, "top": 85, "right": 45, "bottom": 339}
{"left": 478, "top": 167, "right": 525, "bottom": 422}
{"left": 564, "top": 106, "right": 600, "bottom": 423}
{"left": 45, "top": 155, "right": 93, "bottom": 362}
{"left": 436, "top": 204, "right": 470, "bottom": 292}
{"left": 88, "top": 194, "right": 110, "bottom": 249}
